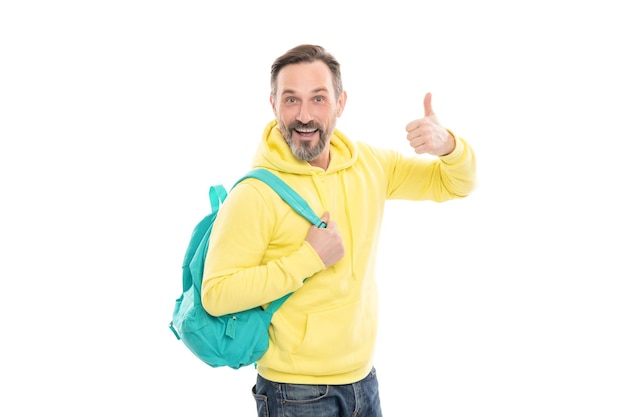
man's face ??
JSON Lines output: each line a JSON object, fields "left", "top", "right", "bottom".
{"left": 271, "top": 61, "right": 346, "bottom": 166}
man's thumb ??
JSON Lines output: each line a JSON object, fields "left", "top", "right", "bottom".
{"left": 423, "top": 92, "right": 434, "bottom": 117}
{"left": 319, "top": 211, "right": 330, "bottom": 228}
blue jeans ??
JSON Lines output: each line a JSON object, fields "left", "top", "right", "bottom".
{"left": 252, "top": 367, "right": 383, "bottom": 417}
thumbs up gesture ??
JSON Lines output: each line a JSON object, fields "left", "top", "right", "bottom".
{"left": 405, "top": 93, "right": 456, "bottom": 156}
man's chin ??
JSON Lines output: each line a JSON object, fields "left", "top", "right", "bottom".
{"left": 289, "top": 143, "right": 324, "bottom": 162}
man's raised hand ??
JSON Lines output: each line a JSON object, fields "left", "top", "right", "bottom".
{"left": 405, "top": 92, "right": 456, "bottom": 156}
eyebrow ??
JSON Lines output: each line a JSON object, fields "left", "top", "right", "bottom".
{"left": 281, "top": 87, "right": 329, "bottom": 96}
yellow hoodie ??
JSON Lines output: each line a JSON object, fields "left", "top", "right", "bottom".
{"left": 202, "top": 119, "right": 476, "bottom": 384}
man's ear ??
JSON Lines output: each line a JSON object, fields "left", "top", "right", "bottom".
{"left": 270, "top": 95, "right": 278, "bottom": 116}
{"left": 336, "top": 90, "right": 347, "bottom": 117}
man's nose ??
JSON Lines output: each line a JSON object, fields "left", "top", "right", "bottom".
{"left": 296, "top": 102, "right": 313, "bottom": 124}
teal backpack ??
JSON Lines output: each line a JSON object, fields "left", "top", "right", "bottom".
{"left": 169, "top": 168, "right": 325, "bottom": 369}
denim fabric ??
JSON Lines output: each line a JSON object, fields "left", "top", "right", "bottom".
{"left": 252, "top": 368, "right": 383, "bottom": 417}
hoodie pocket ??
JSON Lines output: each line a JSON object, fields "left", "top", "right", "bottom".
{"left": 291, "top": 299, "right": 376, "bottom": 375}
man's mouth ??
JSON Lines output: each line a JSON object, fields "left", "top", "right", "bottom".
{"left": 293, "top": 127, "right": 318, "bottom": 138}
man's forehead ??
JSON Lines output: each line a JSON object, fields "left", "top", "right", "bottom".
{"left": 277, "top": 61, "right": 333, "bottom": 93}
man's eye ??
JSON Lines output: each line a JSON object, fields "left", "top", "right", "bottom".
{"left": 286, "top": 97, "right": 296, "bottom": 104}
{"left": 314, "top": 96, "right": 324, "bottom": 102}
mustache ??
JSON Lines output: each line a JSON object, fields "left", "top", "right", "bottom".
{"left": 289, "top": 121, "right": 321, "bottom": 131}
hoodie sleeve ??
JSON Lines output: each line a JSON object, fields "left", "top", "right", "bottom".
{"left": 381, "top": 129, "right": 477, "bottom": 202}
{"left": 201, "top": 181, "right": 326, "bottom": 316}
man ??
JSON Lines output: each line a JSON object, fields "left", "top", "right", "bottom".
{"left": 202, "top": 44, "right": 476, "bottom": 416}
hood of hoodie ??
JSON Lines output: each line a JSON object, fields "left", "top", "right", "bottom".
{"left": 252, "top": 119, "right": 357, "bottom": 174}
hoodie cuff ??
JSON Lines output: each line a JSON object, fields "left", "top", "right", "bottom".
{"left": 285, "top": 242, "right": 326, "bottom": 285}
{"left": 441, "top": 129, "right": 468, "bottom": 164}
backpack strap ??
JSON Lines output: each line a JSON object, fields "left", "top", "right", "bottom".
{"left": 209, "top": 184, "right": 228, "bottom": 213}
{"left": 233, "top": 168, "right": 326, "bottom": 314}
{"left": 235, "top": 168, "right": 327, "bottom": 228}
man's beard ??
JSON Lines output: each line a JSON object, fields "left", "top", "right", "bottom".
{"left": 281, "top": 121, "right": 329, "bottom": 162}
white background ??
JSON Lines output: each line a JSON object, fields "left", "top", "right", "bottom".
{"left": 1, "top": 1, "right": 625, "bottom": 416}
